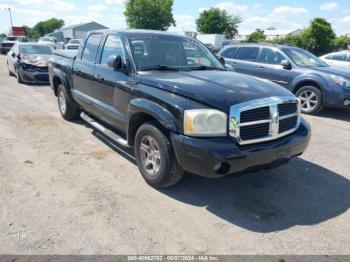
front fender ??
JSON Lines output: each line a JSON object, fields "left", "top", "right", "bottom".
{"left": 128, "top": 98, "right": 178, "bottom": 132}
{"left": 291, "top": 73, "right": 329, "bottom": 95}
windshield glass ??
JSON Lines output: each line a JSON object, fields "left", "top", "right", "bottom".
{"left": 6, "top": 37, "right": 17, "bottom": 41}
{"left": 19, "top": 45, "right": 52, "bottom": 55}
{"left": 282, "top": 48, "right": 328, "bottom": 67}
{"left": 69, "top": 39, "right": 81, "bottom": 44}
{"left": 128, "top": 34, "right": 224, "bottom": 71}
{"left": 39, "top": 37, "right": 53, "bottom": 42}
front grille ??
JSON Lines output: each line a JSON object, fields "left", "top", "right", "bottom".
{"left": 279, "top": 116, "right": 298, "bottom": 134}
{"left": 279, "top": 102, "right": 297, "bottom": 116}
{"left": 37, "top": 66, "right": 48, "bottom": 72}
{"left": 240, "top": 122, "right": 270, "bottom": 140}
{"left": 229, "top": 96, "right": 300, "bottom": 145}
{"left": 240, "top": 106, "right": 270, "bottom": 123}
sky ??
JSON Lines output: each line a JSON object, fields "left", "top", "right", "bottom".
{"left": 1, "top": 0, "right": 350, "bottom": 36}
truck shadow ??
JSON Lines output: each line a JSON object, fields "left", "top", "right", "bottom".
{"left": 79, "top": 121, "right": 350, "bottom": 233}
{"left": 314, "top": 108, "right": 350, "bottom": 122}
{"left": 160, "top": 158, "right": 350, "bottom": 233}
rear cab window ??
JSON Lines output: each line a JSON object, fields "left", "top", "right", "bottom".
{"left": 234, "top": 47, "right": 259, "bottom": 62}
{"left": 81, "top": 33, "right": 103, "bottom": 63}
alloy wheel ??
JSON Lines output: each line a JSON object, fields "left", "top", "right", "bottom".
{"left": 58, "top": 91, "right": 67, "bottom": 115}
{"left": 139, "top": 135, "right": 161, "bottom": 177}
{"left": 298, "top": 90, "right": 318, "bottom": 112}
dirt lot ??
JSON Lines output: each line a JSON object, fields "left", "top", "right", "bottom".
{"left": 0, "top": 55, "right": 349, "bottom": 255}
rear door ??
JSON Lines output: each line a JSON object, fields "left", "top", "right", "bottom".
{"left": 256, "top": 47, "right": 294, "bottom": 88}
{"left": 231, "top": 46, "right": 261, "bottom": 76}
{"left": 72, "top": 33, "right": 103, "bottom": 111}
{"left": 93, "top": 34, "right": 130, "bottom": 130}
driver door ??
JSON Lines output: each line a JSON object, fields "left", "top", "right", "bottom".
{"left": 93, "top": 34, "right": 130, "bottom": 131}
{"left": 256, "top": 47, "right": 295, "bottom": 89}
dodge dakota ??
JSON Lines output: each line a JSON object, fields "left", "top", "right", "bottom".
{"left": 48, "top": 29, "right": 311, "bottom": 188}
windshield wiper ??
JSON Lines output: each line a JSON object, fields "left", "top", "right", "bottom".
{"left": 140, "top": 65, "right": 182, "bottom": 71}
{"left": 189, "top": 65, "right": 225, "bottom": 71}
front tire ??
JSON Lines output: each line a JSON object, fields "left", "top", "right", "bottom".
{"left": 296, "top": 86, "right": 324, "bottom": 114}
{"left": 57, "top": 84, "right": 79, "bottom": 120}
{"left": 16, "top": 70, "right": 23, "bottom": 84}
{"left": 134, "top": 122, "right": 184, "bottom": 188}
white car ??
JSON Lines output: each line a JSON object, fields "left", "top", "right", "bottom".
{"left": 37, "top": 37, "right": 63, "bottom": 50}
{"left": 320, "top": 51, "right": 350, "bottom": 70}
{"left": 64, "top": 39, "right": 82, "bottom": 50}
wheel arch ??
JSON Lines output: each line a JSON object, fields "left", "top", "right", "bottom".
{"left": 127, "top": 99, "right": 178, "bottom": 146}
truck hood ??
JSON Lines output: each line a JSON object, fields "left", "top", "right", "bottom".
{"left": 21, "top": 54, "right": 50, "bottom": 67}
{"left": 308, "top": 66, "right": 350, "bottom": 78}
{"left": 138, "top": 70, "right": 293, "bottom": 112}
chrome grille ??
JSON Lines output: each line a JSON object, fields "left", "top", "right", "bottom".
{"left": 240, "top": 106, "right": 270, "bottom": 123}
{"left": 229, "top": 96, "right": 300, "bottom": 145}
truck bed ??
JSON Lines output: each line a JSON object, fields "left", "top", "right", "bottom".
{"left": 52, "top": 49, "right": 77, "bottom": 60}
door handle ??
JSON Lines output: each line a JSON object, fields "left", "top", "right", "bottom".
{"left": 94, "top": 74, "right": 104, "bottom": 82}
{"left": 258, "top": 66, "right": 264, "bottom": 71}
{"left": 231, "top": 62, "right": 237, "bottom": 66}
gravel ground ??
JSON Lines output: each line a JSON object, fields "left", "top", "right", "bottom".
{"left": 0, "top": 55, "right": 349, "bottom": 255}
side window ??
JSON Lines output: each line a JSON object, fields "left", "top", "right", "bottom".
{"left": 325, "top": 54, "right": 333, "bottom": 60}
{"left": 81, "top": 34, "right": 102, "bottom": 63}
{"left": 333, "top": 53, "right": 347, "bottom": 61}
{"left": 234, "top": 47, "right": 259, "bottom": 62}
{"left": 221, "top": 47, "right": 237, "bottom": 58}
{"left": 100, "top": 35, "right": 125, "bottom": 65}
{"left": 261, "top": 48, "right": 285, "bottom": 65}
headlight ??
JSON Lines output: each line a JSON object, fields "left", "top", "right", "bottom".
{"left": 331, "top": 75, "right": 350, "bottom": 88}
{"left": 184, "top": 109, "right": 227, "bottom": 136}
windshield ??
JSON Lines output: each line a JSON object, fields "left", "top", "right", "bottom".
{"left": 282, "top": 48, "right": 328, "bottom": 67}
{"left": 6, "top": 37, "right": 17, "bottom": 41}
{"left": 69, "top": 39, "right": 81, "bottom": 44}
{"left": 39, "top": 37, "right": 53, "bottom": 42}
{"left": 128, "top": 34, "right": 224, "bottom": 71}
{"left": 19, "top": 45, "right": 52, "bottom": 55}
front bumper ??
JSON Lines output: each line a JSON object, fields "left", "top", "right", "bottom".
{"left": 325, "top": 85, "right": 350, "bottom": 108}
{"left": 171, "top": 118, "right": 311, "bottom": 178}
{"left": 18, "top": 68, "right": 49, "bottom": 84}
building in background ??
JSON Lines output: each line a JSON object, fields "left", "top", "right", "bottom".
{"left": 46, "top": 21, "right": 108, "bottom": 43}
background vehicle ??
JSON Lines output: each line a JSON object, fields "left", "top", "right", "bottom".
{"left": 38, "top": 37, "right": 63, "bottom": 50}
{"left": 49, "top": 30, "right": 310, "bottom": 188}
{"left": 218, "top": 44, "right": 350, "bottom": 114}
{"left": 320, "top": 51, "right": 350, "bottom": 70}
{"left": 7, "top": 43, "right": 53, "bottom": 84}
{"left": 64, "top": 39, "right": 82, "bottom": 50}
{"left": 0, "top": 36, "right": 28, "bottom": 54}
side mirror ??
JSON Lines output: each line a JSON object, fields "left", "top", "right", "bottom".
{"left": 219, "top": 57, "right": 225, "bottom": 66}
{"left": 11, "top": 52, "right": 16, "bottom": 58}
{"left": 107, "top": 55, "right": 123, "bottom": 70}
{"left": 16, "top": 53, "right": 22, "bottom": 60}
{"left": 281, "top": 59, "right": 292, "bottom": 69}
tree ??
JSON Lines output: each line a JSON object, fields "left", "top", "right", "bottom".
{"left": 302, "top": 18, "right": 336, "bottom": 55}
{"left": 246, "top": 29, "right": 266, "bottom": 43}
{"left": 333, "top": 35, "right": 350, "bottom": 51}
{"left": 124, "top": 0, "right": 175, "bottom": 31}
{"left": 196, "top": 8, "right": 242, "bottom": 39}
{"left": 26, "top": 18, "right": 64, "bottom": 39}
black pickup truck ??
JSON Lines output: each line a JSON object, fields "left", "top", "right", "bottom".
{"left": 48, "top": 29, "right": 311, "bottom": 188}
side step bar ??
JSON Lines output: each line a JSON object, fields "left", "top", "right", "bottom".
{"left": 80, "top": 112, "right": 130, "bottom": 148}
